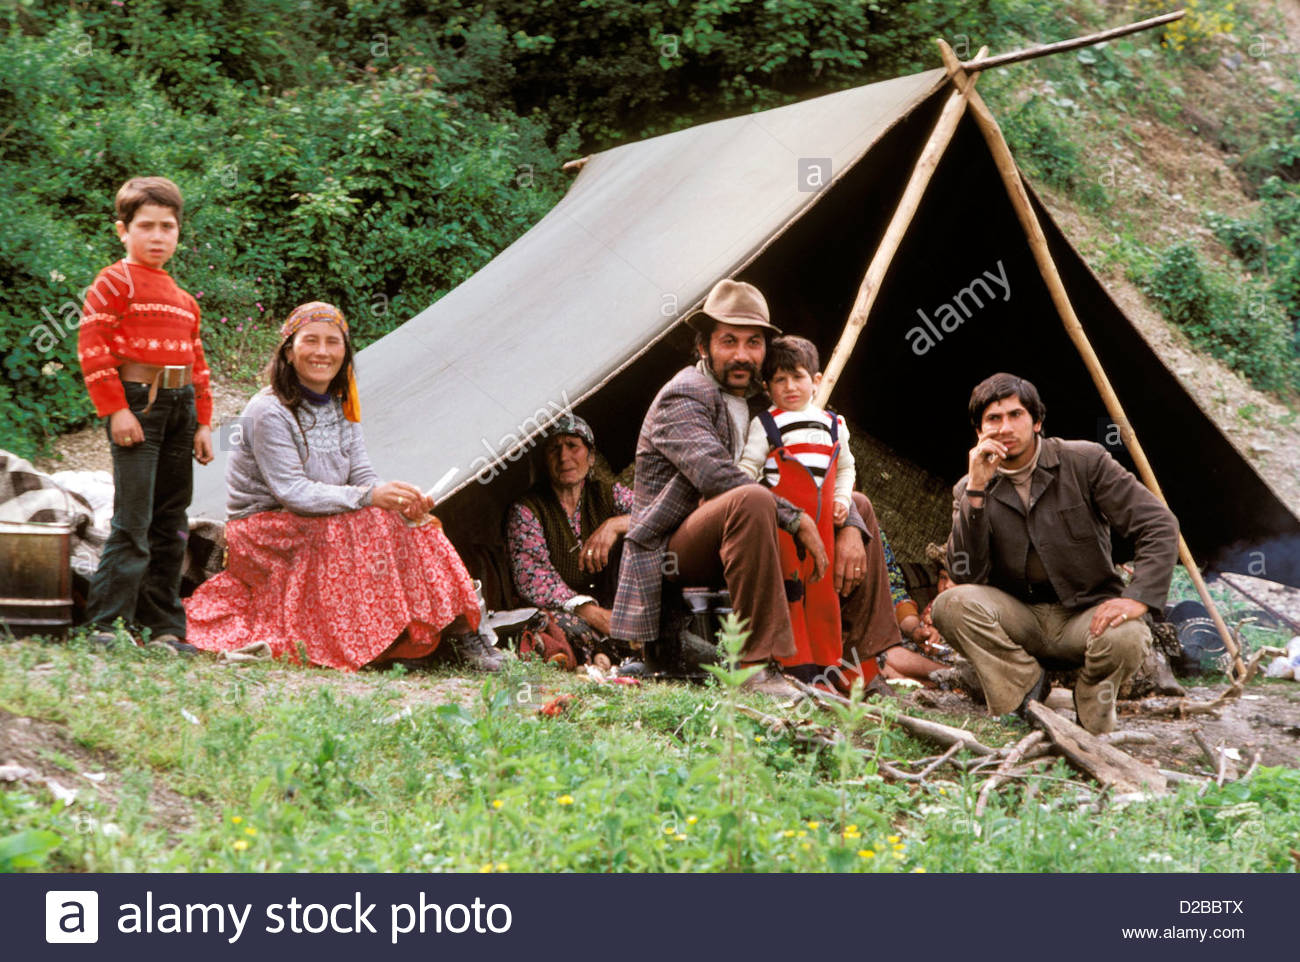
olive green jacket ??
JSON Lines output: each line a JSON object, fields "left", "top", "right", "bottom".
{"left": 946, "top": 436, "right": 1179, "bottom": 611}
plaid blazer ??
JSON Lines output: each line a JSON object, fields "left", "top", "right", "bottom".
{"left": 610, "top": 365, "right": 805, "bottom": 644}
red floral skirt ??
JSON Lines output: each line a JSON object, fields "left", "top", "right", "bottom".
{"left": 184, "top": 507, "right": 480, "bottom": 670}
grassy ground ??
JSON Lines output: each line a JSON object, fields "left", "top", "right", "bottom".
{"left": 2, "top": 621, "right": 1297, "bottom": 873}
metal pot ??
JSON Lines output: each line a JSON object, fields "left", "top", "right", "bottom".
{"left": 0, "top": 520, "right": 74, "bottom": 637}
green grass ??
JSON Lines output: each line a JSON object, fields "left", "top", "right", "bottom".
{"left": 1, "top": 615, "right": 1297, "bottom": 873}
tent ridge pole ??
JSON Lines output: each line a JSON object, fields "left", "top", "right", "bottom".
{"left": 937, "top": 41, "right": 1244, "bottom": 679}
{"left": 815, "top": 48, "right": 987, "bottom": 405}
{"left": 959, "top": 10, "right": 1185, "bottom": 73}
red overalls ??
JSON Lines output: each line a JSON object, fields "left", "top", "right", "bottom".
{"left": 756, "top": 408, "right": 842, "bottom": 673}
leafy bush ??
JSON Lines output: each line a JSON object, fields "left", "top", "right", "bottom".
{"left": 1144, "top": 242, "right": 1299, "bottom": 393}
{"left": 0, "top": 10, "right": 575, "bottom": 457}
{"left": 998, "top": 95, "right": 1095, "bottom": 199}
{"left": 1206, "top": 211, "right": 1267, "bottom": 272}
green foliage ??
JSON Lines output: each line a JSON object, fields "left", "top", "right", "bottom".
{"left": 1190, "top": 766, "right": 1300, "bottom": 871}
{"left": 998, "top": 95, "right": 1093, "bottom": 198}
{"left": 0, "top": 7, "right": 574, "bottom": 457}
{"left": 1206, "top": 211, "right": 1267, "bottom": 272}
{"left": 1, "top": 634, "right": 1296, "bottom": 873}
{"left": 1144, "top": 242, "right": 1299, "bottom": 393}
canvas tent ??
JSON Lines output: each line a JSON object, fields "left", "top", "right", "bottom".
{"left": 191, "top": 66, "right": 1300, "bottom": 590}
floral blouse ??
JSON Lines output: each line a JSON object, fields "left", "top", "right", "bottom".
{"left": 507, "top": 482, "right": 634, "bottom": 608}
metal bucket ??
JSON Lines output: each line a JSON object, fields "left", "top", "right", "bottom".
{"left": 0, "top": 520, "right": 74, "bottom": 637}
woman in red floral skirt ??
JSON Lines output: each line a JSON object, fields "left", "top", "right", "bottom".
{"left": 184, "top": 302, "right": 501, "bottom": 671}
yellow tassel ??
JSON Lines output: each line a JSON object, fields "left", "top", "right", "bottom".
{"left": 342, "top": 365, "right": 362, "bottom": 422}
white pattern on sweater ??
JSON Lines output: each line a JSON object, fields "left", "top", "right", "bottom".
{"left": 225, "top": 388, "right": 379, "bottom": 519}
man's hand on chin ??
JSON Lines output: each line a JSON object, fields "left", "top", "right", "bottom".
{"left": 834, "top": 525, "right": 867, "bottom": 597}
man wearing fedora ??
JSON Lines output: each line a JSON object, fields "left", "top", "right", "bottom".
{"left": 932, "top": 373, "right": 1179, "bottom": 733}
{"left": 611, "top": 278, "right": 901, "bottom": 697}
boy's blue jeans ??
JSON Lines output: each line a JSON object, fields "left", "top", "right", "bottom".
{"left": 86, "top": 382, "right": 196, "bottom": 639}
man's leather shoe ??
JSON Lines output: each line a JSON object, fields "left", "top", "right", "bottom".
{"left": 738, "top": 665, "right": 801, "bottom": 699}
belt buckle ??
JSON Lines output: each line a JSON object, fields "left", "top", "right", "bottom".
{"left": 161, "top": 365, "right": 186, "bottom": 389}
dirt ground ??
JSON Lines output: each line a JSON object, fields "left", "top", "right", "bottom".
{"left": 0, "top": 707, "right": 196, "bottom": 836}
{"left": 910, "top": 679, "right": 1300, "bottom": 771}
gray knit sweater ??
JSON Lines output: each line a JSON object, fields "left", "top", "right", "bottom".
{"left": 226, "top": 388, "right": 379, "bottom": 520}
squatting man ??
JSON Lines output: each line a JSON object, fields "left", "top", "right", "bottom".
{"left": 932, "top": 373, "right": 1179, "bottom": 733}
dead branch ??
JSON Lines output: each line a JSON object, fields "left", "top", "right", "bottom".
{"left": 787, "top": 676, "right": 997, "bottom": 756}
{"left": 975, "top": 731, "right": 1045, "bottom": 817}
{"left": 1240, "top": 749, "right": 1262, "bottom": 782}
{"left": 1099, "top": 731, "right": 1157, "bottom": 747}
{"left": 1158, "top": 768, "right": 1208, "bottom": 786}
{"left": 1191, "top": 728, "right": 1239, "bottom": 784}
{"left": 884, "top": 742, "right": 965, "bottom": 783}
{"left": 1026, "top": 702, "right": 1167, "bottom": 794}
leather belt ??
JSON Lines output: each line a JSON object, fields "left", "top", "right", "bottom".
{"left": 119, "top": 361, "right": 192, "bottom": 414}
{"left": 1020, "top": 581, "right": 1058, "bottom": 604}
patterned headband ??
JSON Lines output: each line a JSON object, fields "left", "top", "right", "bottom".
{"left": 279, "top": 301, "right": 360, "bottom": 423}
{"left": 280, "top": 301, "right": 349, "bottom": 341}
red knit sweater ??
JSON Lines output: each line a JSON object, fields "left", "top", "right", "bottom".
{"left": 77, "top": 260, "right": 213, "bottom": 424}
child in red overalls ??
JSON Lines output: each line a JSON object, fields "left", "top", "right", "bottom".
{"left": 739, "top": 336, "right": 858, "bottom": 687}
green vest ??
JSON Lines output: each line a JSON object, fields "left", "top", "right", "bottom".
{"left": 518, "top": 479, "right": 618, "bottom": 596}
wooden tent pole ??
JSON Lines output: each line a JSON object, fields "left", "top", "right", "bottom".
{"left": 937, "top": 39, "right": 1245, "bottom": 679}
{"left": 958, "top": 9, "right": 1185, "bottom": 73}
{"left": 814, "top": 48, "right": 988, "bottom": 405}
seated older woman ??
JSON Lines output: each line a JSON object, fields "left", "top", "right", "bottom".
{"left": 507, "top": 415, "right": 631, "bottom": 664}
{"left": 185, "top": 302, "right": 502, "bottom": 671}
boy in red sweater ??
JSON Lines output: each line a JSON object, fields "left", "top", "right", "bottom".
{"left": 79, "top": 176, "right": 214, "bottom": 652}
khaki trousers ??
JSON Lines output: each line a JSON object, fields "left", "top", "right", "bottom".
{"left": 931, "top": 584, "right": 1150, "bottom": 733}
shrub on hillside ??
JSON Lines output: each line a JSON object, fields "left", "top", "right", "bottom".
{"left": 1144, "top": 242, "right": 1298, "bottom": 394}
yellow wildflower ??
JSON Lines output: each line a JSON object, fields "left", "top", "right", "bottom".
{"left": 807, "top": 820, "right": 820, "bottom": 830}
{"left": 244, "top": 827, "right": 257, "bottom": 836}
{"left": 675, "top": 834, "right": 687, "bottom": 842}
{"left": 858, "top": 849, "right": 875, "bottom": 859}
{"left": 783, "top": 830, "right": 796, "bottom": 838}
{"left": 887, "top": 834, "right": 900, "bottom": 844}
{"left": 491, "top": 799, "right": 504, "bottom": 810}
{"left": 801, "top": 842, "right": 811, "bottom": 852}
{"left": 686, "top": 816, "right": 697, "bottom": 826}
{"left": 912, "top": 867, "right": 927, "bottom": 873}
{"left": 231, "top": 816, "right": 243, "bottom": 825}
{"left": 478, "top": 863, "right": 493, "bottom": 873}
{"left": 233, "top": 840, "right": 249, "bottom": 852}
{"left": 557, "top": 795, "right": 574, "bottom": 806}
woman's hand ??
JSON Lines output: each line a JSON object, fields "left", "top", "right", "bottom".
{"left": 579, "top": 515, "right": 630, "bottom": 573}
{"left": 575, "top": 603, "right": 613, "bottom": 636}
{"left": 372, "top": 480, "right": 431, "bottom": 520}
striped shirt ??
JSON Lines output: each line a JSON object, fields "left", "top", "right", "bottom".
{"left": 738, "top": 403, "right": 856, "bottom": 509}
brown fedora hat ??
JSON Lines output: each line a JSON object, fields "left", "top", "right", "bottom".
{"left": 686, "top": 278, "right": 782, "bottom": 334}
